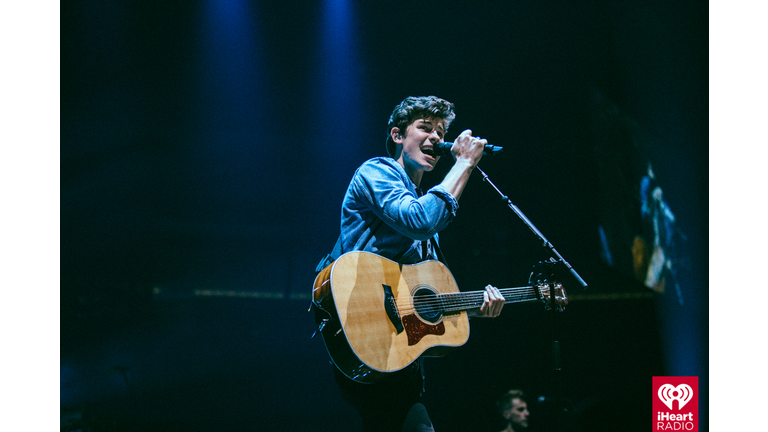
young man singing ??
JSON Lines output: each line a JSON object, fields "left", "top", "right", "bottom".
{"left": 328, "top": 96, "right": 505, "bottom": 432}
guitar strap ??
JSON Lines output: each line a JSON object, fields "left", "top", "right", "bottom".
{"left": 314, "top": 234, "right": 343, "bottom": 274}
{"left": 310, "top": 235, "right": 343, "bottom": 336}
{"left": 430, "top": 237, "right": 448, "bottom": 267}
{"left": 315, "top": 187, "right": 448, "bottom": 274}
{"left": 316, "top": 235, "right": 446, "bottom": 272}
{"left": 415, "top": 186, "right": 449, "bottom": 267}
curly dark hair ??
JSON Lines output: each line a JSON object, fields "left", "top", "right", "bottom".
{"left": 385, "top": 96, "right": 456, "bottom": 157}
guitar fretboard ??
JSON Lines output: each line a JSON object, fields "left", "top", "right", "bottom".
{"left": 434, "top": 286, "right": 541, "bottom": 313}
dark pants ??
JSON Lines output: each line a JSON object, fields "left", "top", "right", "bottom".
{"left": 333, "top": 362, "right": 434, "bottom": 432}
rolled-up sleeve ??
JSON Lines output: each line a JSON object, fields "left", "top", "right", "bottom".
{"left": 352, "top": 161, "right": 457, "bottom": 241}
{"left": 426, "top": 184, "right": 459, "bottom": 217}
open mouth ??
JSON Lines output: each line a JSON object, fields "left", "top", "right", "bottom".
{"left": 421, "top": 147, "right": 436, "bottom": 158}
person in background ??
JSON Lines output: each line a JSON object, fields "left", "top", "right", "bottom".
{"left": 496, "top": 389, "right": 531, "bottom": 432}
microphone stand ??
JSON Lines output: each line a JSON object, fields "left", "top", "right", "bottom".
{"left": 476, "top": 166, "right": 587, "bottom": 432}
{"left": 476, "top": 167, "right": 588, "bottom": 289}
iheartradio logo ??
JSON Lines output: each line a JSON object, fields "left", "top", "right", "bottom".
{"left": 658, "top": 383, "right": 694, "bottom": 409}
{"left": 653, "top": 377, "right": 698, "bottom": 431}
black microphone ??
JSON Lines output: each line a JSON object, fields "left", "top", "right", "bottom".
{"left": 436, "top": 142, "right": 503, "bottom": 157}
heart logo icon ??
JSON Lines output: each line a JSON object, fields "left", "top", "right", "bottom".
{"left": 657, "top": 384, "right": 693, "bottom": 410}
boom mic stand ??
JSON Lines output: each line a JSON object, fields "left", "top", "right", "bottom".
{"left": 476, "top": 166, "right": 587, "bottom": 432}
{"left": 476, "top": 167, "right": 588, "bottom": 289}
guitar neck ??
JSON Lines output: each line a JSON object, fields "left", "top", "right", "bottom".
{"left": 439, "top": 286, "right": 540, "bottom": 313}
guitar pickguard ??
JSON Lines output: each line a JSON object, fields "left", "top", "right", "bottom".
{"left": 402, "top": 314, "right": 445, "bottom": 346}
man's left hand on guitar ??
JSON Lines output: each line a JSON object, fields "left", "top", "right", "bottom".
{"left": 468, "top": 285, "right": 506, "bottom": 318}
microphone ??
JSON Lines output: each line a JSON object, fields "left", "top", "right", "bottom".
{"left": 436, "top": 142, "right": 503, "bottom": 157}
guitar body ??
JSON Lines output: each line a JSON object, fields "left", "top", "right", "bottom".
{"left": 313, "top": 251, "right": 470, "bottom": 383}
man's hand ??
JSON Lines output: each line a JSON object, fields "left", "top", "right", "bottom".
{"left": 451, "top": 129, "right": 487, "bottom": 169}
{"left": 468, "top": 285, "right": 505, "bottom": 318}
{"left": 440, "top": 129, "right": 488, "bottom": 201}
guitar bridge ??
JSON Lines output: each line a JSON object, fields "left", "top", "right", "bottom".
{"left": 382, "top": 284, "right": 404, "bottom": 334}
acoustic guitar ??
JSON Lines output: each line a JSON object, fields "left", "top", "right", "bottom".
{"left": 312, "top": 251, "right": 567, "bottom": 383}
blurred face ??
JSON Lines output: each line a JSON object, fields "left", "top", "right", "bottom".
{"left": 504, "top": 398, "right": 529, "bottom": 430}
{"left": 391, "top": 117, "right": 446, "bottom": 183}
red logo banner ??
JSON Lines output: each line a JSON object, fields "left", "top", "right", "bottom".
{"left": 653, "top": 376, "right": 698, "bottom": 431}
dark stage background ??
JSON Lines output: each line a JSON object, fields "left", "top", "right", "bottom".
{"left": 60, "top": 1, "right": 708, "bottom": 431}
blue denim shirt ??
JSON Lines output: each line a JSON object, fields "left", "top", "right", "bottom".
{"left": 339, "top": 157, "right": 459, "bottom": 264}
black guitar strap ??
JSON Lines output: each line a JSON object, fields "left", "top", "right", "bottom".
{"left": 316, "top": 234, "right": 447, "bottom": 273}
{"left": 310, "top": 235, "right": 342, "bottom": 338}
{"left": 430, "top": 237, "right": 448, "bottom": 267}
{"left": 415, "top": 186, "right": 449, "bottom": 267}
{"left": 314, "top": 234, "right": 343, "bottom": 274}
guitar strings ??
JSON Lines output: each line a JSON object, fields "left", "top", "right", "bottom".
{"left": 394, "top": 286, "right": 543, "bottom": 314}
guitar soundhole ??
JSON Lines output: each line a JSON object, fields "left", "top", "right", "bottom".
{"left": 412, "top": 287, "right": 443, "bottom": 324}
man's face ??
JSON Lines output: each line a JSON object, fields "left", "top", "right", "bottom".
{"left": 393, "top": 117, "right": 446, "bottom": 175}
{"left": 504, "top": 398, "right": 529, "bottom": 429}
